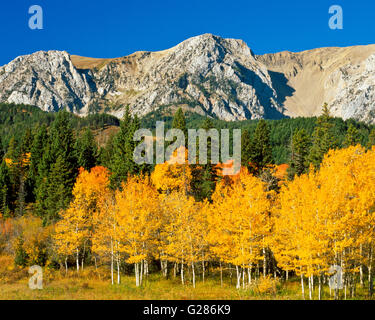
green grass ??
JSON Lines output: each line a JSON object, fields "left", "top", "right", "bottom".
{"left": 1, "top": 267, "right": 372, "bottom": 300}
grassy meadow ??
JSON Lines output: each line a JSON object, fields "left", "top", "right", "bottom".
{"left": 0, "top": 257, "right": 372, "bottom": 300}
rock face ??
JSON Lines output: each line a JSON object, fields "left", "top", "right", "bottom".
{"left": 0, "top": 34, "right": 375, "bottom": 123}
{"left": 0, "top": 51, "right": 94, "bottom": 113}
{"left": 257, "top": 45, "right": 375, "bottom": 123}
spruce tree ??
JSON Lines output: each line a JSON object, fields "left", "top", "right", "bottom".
{"left": 367, "top": 129, "right": 375, "bottom": 149}
{"left": 110, "top": 107, "right": 141, "bottom": 189}
{"left": 248, "top": 120, "right": 273, "bottom": 175}
{"left": 16, "top": 129, "right": 34, "bottom": 215}
{"left": 172, "top": 107, "right": 188, "bottom": 139}
{"left": 75, "top": 128, "right": 98, "bottom": 170}
{"left": 0, "top": 161, "right": 11, "bottom": 217}
{"left": 29, "top": 124, "right": 49, "bottom": 198}
{"left": 43, "top": 156, "right": 75, "bottom": 224}
{"left": 48, "top": 110, "right": 77, "bottom": 169}
{"left": 343, "top": 124, "right": 361, "bottom": 147}
{"left": 0, "top": 136, "right": 4, "bottom": 162}
{"left": 98, "top": 133, "right": 115, "bottom": 168}
{"left": 4, "top": 138, "right": 20, "bottom": 215}
{"left": 35, "top": 111, "right": 78, "bottom": 222}
{"left": 288, "top": 128, "right": 311, "bottom": 179}
{"left": 191, "top": 118, "right": 218, "bottom": 201}
{"left": 309, "top": 103, "right": 337, "bottom": 168}
{"left": 241, "top": 129, "right": 252, "bottom": 169}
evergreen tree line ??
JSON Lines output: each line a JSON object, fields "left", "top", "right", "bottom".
{"left": 1, "top": 103, "right": 375, "bottom": 224}
{"left": 0, "top": 107, "right": 142, "bottom": 224}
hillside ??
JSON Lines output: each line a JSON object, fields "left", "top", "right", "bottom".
{"left": 1, "top": 103, "right": 373, "bottom": 165}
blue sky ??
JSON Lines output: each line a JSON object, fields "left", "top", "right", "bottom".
{"left": 0, "top": 0, "right": 374, "bottom": 65}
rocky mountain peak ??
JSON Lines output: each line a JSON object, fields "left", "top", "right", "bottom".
{"left": 0, "top": 35, "right": 375, "bottom": 123}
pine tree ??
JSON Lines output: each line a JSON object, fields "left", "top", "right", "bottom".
{"left": 16, "top": 129, "right": 33, "bottom": 215}
{"left": 5, "top": 137, "right": 18, "bottom": 161}
{"left": 172, "top": 107, "right": 188, "bottom": 141}
{"left": 98, "top": 133, "right": 115, "bottom": 168}
{"left": 110, "top": 107, "right": 142, "bottom": 188}
{"left": 367, "top": 129, "right": 375, "bottom": 149}
{"left": 48, "top": 110, "right": 77, "bottom": 168}
{"left": 288, "top": 128, "right": 311, "bottom": 178}
{"left": 0, "top": 136, "right": 4, "bottom": 162}
{"left": 75, "top": 128, "right": 98, "bottom": 170}
{"left": 248, "top": 120, "right": 273, "bottom": 175}
{"left": 190, "top": 118, "right": 219, "bottom": 201}
{"left": 343, "top": 124, "right": 361, "bottom": 147}
{"left": 4, "top": 138, "right": 21, "bottom": 216}
{"left": 0, "top": 161, "right": 11, "bottom": 217}
{"left": 14, "top": 236, "right": 29, "bottom": 267}
{"left": 29, "top": 124, "right": 49, "bottom": 199}
{"left": 41, "top": 156, "right": 75, "bottom": 224}
{"left": 35, "top": 111, "right": 78, "bottom": 223}
{"left": 241, "top": 129, "right": 252, "bottom": 169}
{"left": 309, "top": 103, "right": 337, "bottom": 168}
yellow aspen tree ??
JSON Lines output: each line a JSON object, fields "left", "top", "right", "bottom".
{"left": 92, "top": 192, "right": 119, "bottom": 284}
{"left": 160, "top": 191, "right": 205, "bottom": 287}
{"left": 54, "top": 166, "right": 111, "bottom": 273}
{"left": 273, "top": 170, "right": 329, "bottom": 299}
{"left": 208, "top": 169, "right": 271, "bottom": 289}
{"left": 151, "top": 146, "right": 192, "bottom": 195}
{"left": 115, "top": 175, "right": 159, "bottom": 287}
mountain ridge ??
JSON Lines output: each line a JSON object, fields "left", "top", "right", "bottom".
{"left": 1, "top": 34, "right": 375, "bottom": 123}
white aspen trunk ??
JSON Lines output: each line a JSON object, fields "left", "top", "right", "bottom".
{"left": 301, "top": 273, "right": 305, "bottom": 300}
{"left": 308, "top": 275, "right": 312, "bottom": 300}
{"left": 192, "top": 262, "right": 196, "bottom": 288}
{"left": 367, "top": 246, "right": 373, "bottom": 297}
{"left": 76, "top": 249, "right": 80, "bottom": 273}
{"left": 220, "top": 261, "right": 223, "bottom": 287}
{"left": 181, "top": 262, "right": 184, "bottom": 285}
{"left": 81, "top": 241, "right": 86, "bottom": 271}
{"left": 135, "top": 263, "right": 139, "bottom": 287}
{"left": 229, "top": 264, "right": 233, "bottom": 285}
{"left": 343, "top": 250, "right": 347, "bottom": 300}
{"left": 202, "top": 259, "right": 205, "bottom": 283}
{"left": 286, "top": 270, "right": 289, "bottom": 281}
{"left": 144, "top": 260, "right": 148, "bottom": 276}
{"left": 263, "top": 247, "right": 267, "bottom": 278}
{"left": 248, "top": 264, "right": 252, "bottom": 285}
{"left": 360, "top": 244, "right": 364, "bottom": 287}
{"left": 161, "top": 260, "right": 168, "bottom": 277}
{"left": 235, "top": 265, "right": 241, "bottom": 289}
{"left": 318, "top": 275, "right": 322, "bottom": 300}
{"left": 140, "top": 260, "right": 144, "bottom": 286}
{"left": 174, "top": 262, "right": 177, "bottom": 278}
{"left": 242, "top": 266, "right": 245, "bottom": 289}
{"left": 117, "top": 255, "right": 120, "bottom": 284}
{"left": 110, "top": 240, "right": 114, "bottom": 285}
{"left": 65, "top": 257, "right": 68, "bottom": 276}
